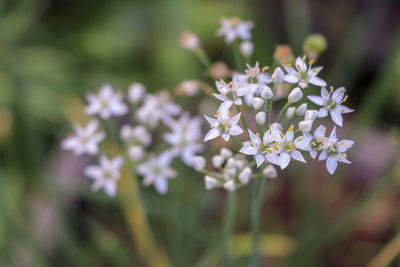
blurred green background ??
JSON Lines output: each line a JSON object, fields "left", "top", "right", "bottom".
{"left": 0, "top": 0, "right": 400, "bottom": 266}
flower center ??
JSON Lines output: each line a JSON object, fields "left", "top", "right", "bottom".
{"left": 326, "top": 99, "right": 336, "bottom": 109}
{"left": 311, "top": 138, "right": 324, "bottom": 152}
{"left": 300, "top": 71, "right": 308, "bottom": 80}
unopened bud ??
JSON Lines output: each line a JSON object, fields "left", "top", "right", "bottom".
{"left": 223, "top": 180, "right": 236, "bottom": 191}
{"left": 299, "top": 120, "right": 313, "bottom": 133}
{"left": 288, "top": 87, "right": 303, "bottom": 103}
{"left": 239, "top": 167, "right": 252, "bottom": 184}
{"left": 286, "top": 107, "right": 296, "bottom": 119}
{"left": 205, "top": 176, "right": 218, "bottom": 190}
{"left": 252, "top": 97, "right": 264, "bottom": 110}
{"left": 180, "top": 30, "right": 200, "bottom": 51}
{"left": 263, "top": 165, "right": 277, "bottom": 178}
{"left": 220, "top": 148, "right": 233, "bottom": 158}
{"left": 274, "top": 45, "right": 294, "bottom": 65}
{"left": 240, "top": 41, "right": 254, "bottom": 57}
{"left": 271, "top": 67, "right": 284, "bottom": 84}
{"left": 261, "top": 86, "right": 273, "bottom": 99}
{"left": 192, "top": 156, "right": 206, "bottom": 171}
{"left": 255, "top": 112, "right": 266, "bottom": 124}
{"left": 128, "top": 83, "right": 146, "bottom": 103}
{"left": 128, "top": 146, "right": 144, "bottom": 161}
{"left": 305, "top": 109, "right": 318, "bottom": 121}
{"left": 296, "top": 103, "right": 307, "bottom": 116}
{"left": 303, "top": 33, "right": 327, "bottom": 59}
{"left": 212, "top": 155, "right": 225, "bottom": 168}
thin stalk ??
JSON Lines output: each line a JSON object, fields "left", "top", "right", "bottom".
{"left": 250, "top": 177, "right": 267, "bottom": 267}
{"left": 276, "top": 102, "right": 291, "bottom": 122}
{"left": 233, "top": 41, "right": 243, "bottom": 71}
{"left": 231, "top": 136, "right": 243, "bottom": 147}
{"left": 264, "top": 100, "right": 269, "bottom": 126}
{"left": 222, "top": 191, "right": 237, "bottom": 266}
{"left": 194, "top": 47, "right": 212, "bottom": 69}
{"left": 236, "top": 105, "right": 249, "bottom": 131}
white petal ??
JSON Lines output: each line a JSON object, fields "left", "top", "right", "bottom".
{"left": 255, "top": 153, "right": 265, "bottom": 167}
{"left": 337, "top": 104, "right": 354, "bottom": 114}
{"left": 291, "top": 150, "right": 306, "bottom": 163}
{"left": 229, "top": 125, "right": 243, "bottom": 136}
{"left": 204, "top": 128, "right": 220, "bottom": 142}
{"left": 284, "top": 74, "right": 298, "bottom": 83}
{"left": 103, "top": 181, "right": 117, "bottom": 197}
{"left": 279, "top": 153, "right": 291, "bottom": 169}
{"left": 239, "top": 144, "right": 258, "bottom": 155}
{"left": 330, "top": 110, "right": 343, "bottom": 127}
{"left": 230, "top": 113, "right": 241, "bottom": 125}
{"left": 319, "top": 150, "right": 328, "bottom": 161}
{"left": 154, "top": 178, "right": 168, "bottom": 194}
{"left": 248, "top": 129, "right": 261, "bottom": 146}
{"left": 307, "top": 95, "right": 324, "bottom": 106}
{"left": 326, "top": 156, "right": 338, "bottom": 175}
{"left": 309, "top": 76, "right": 327, "bottom": 87}
{"left": 318, "top": 108, "right": 328, "bottom": 118}
{"left": 329, "top": 126, "right": 337, "bottom": 140}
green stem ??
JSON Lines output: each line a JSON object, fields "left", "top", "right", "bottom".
{"left": 194, "top": 47, "right": 212, "bottom": 69}
{"left": 222, "top": 191, "right": 237, "bottom": 266}
{"left": 233, "top": 41, "right": 243, "bottom": 71}
{"left": 250, "top": 177, "right": 267, "bottom": 267}
{"left": 236, "top": 105, "right": 249, "bottom": 131}
{"left": 231, "top": 136, "right": 243, "bottom": 147}
{"left": 264, "top": 100, "right": 269, "bottom": 126}
{"left": 277, "top": 102, "right": 291, "bottom": 122}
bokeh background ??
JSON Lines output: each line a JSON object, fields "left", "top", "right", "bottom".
{"left": 1, "top": 0, "right": 400, "bottom": 266}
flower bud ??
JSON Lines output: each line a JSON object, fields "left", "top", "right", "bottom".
{"left": 239, "top": 167, "right": 252, "bottom": 184}
{"left": 305, "top": 109, "right": 318, "bottom": 121}
{"left": 205, "top": 176, "right": 218, "bottom": 190}
{"left": 286, "top": 107, "right": 296, "bottom": 119}
{"left": 288, "top": 87, "right": 303, "bottom": 103}
{"left": 128, "top": 145, "right": 144, "bottom": 161}
{"left": 261, "top": 86, "right": 273, "bottom": 99}
{"left": 271, "top": 67, "right": 284, "bottom": 84}
{"left": 128, "top": 83, "right": 146, "bottom": 103}
{"left": 299, "top": 120, "right": 313, "bottom": 133}
{"left": 274, "top": 45, "right": 294, "bottom": 65}
{"left": 235, "top": 160, "right": 245, "bottom": 170}
{"left": 303, "top": 33, "right": 327, "bottom": 59}
{"left": 212, "top": 155, "right": 224, "bottom": 168}
{"left": 240, "top": 41, "right": 254, "bottom": 57}
{"left": 226, "top": 158, "right": 236, "bottom": 169}
{"left": 192, "top": 156, "right": 206, "bottom": 171}
{"left": 176, "top": 80, "right": 199, "bottom": 96}
{"left": 220, "top": 148, "right": 233, "bottom": 159}
{"left": 180, "top": 30, "right": 200, "bottom": 51}
{"left": 252, "top": 97, "right": 264, "bottom": 109}
{"left": 120, "top": 125, "right": 132, "bottom": 141}
{"left": 225, "top": 168, "right": 237, "bottom": 179}
{"left": 263, "top": 165, "right": 277, "bottom": 178}
{"left": 255, "top": 112, "right": 266, "bottom": 124}
{"left": 296, "top": 103, "right": 307, "bottom": 116}
{"left": 223, "top": 180, "right": 236, "bottom": 191}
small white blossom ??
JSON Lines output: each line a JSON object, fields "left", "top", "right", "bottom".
{"left": 85, "top": 84, "right": 128, "bottom": 119}
{"left": 318, "top": 127, "right": 354, "bottom": 174}
{"left": 288, "top": 87, "right": 303, "bottom": 103}
{"left": 263, "top": 165, "right": 277, "bottom": 179}
{"left": 192, "top": 156, "right": 206, "bottom": 171}
{"left": 180, "top": 30, "right": 200, "bottom": 51}
{"left": 205, "top": 175, "right": 219, "bottom": 190}
{"left": 163, "top": 113, "right": 203, "bottom": 166}
{"left": 120, "top": 125, "right": 152, "bottom": 146}
{"left": 223, "top": 180, "right": 236, "bottom": 191}
{"left": 276, "top": 125, "right": 309, "bottom": 169}
{"left": 84, "top": 155, "right": 123, "bottom": 197}
{"left": 213, "top": 78, "right": 243, "bottom": 106}
{"left": 286, "top": 107, "right": 296, "bottom": 119}
{"left": 128, "top": 145, "right": 144, "bottom": 161}
{"left": 220, "top": 148, "right": 233, "bottom": 159}
{"left": 216, "top": 17, "right": 254, "bottom": 44}
{"left": 302, "top": 124, "right": 329, "bottom": 159}
{"left": 240, "top": 41, "right": 254, "bottom": 57}
{"left": 271, "top": 67, "right": 285, "bottom": 84}
{"left": 298, "top": 120, "right": 313, "bottom": 133}
{"left": 284, "top": 57, "right": 326, "bottom": 88}
{"left": 252, "top": 97, "right": 264, "bottom": 109}
{"left": 212, "top": 155, "right": 225, "bottom": 168}
{"left": 61, "top": 120, "right": 105, "bottom": 155}
{"left": 137, "top": 152, "right": 176, "bottom": 195}
{"left": 255, "top": 111, "right": 266, "bottom": 124}
{"left": 296, "top": 103, "right": 308, "bottom": 116}
{"left": 238, "top": 167, "right": 252, "bottom": 184}
{"left": 128, "top": 83, "right": 145, "bottom": 103}
{"left": 204, "top": 103, "right": 243, "bottom": 142}
{"left": 308, "top": 87, "right": 354, "bottom": 127}
{"left": 178, "top": 80, "right": 200, "bottom": 96}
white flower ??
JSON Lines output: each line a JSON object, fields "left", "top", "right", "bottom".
{"left": 180, "top": 30, "right": 200, "bottom": 51}
{"left": 212, "top": 155, "right": 225, "bottom": 168}
{"left": 120, "top": 125, "right": 152, "bottom": 146}
{"left": 216, "top": 17, "right": 254, "bottom": 44}
{"left": 318, "top": 127, "right": 354, "bottom": 174}
{"left": 255, "top": 111, "right": 266, "bottom": 124}
{"left": 240, "top": 41, "right": 254, "bottom": 57}
{"left": 178, "top": 80, "right": 200, "bottom": 96}
{"left": 238, "top": 167, "right": 252, "bottom": 184}
{"left": 192, "top": 156, "right": 206, "bottom": 171}
{"left": 163, "top": 113, "right": 203, "bottom": 165}
{"left": 85, "top": 84, "right": 128, "bottom": 119}
{"left": 239, "top": 128, "right": 281, "bottom": 167}
{"left": 263, "top": 165, "right": 277, "bottom": 178}
{"left": 61, "top": 119, "right": 105, "bottom": 155}
{"left": 288, "top": 87, "right": 303, "bottom": 103}
{"left": 204, "top": 103, "right": 243, "bottom": 142}
{"left": 296, "top": 103, "right": 307, "bottom": 116}
{"left": 303, "top": 124, "right": 329, "bottom": 159}
{"left": 286, "top": 107, "right": 296, "bottom": 119}
{"left": 205, "top": 175, "right": 219, "bottom": 190}
{"left": 223, "top": 180, "right": 236, "bottom": 191}
{"left": 137, "top": 152, "right": 176, "bottom": 194}
{"left": 252, "top": 97, "right": 264, "bottom": 109}
{"left": 84, "top": 155, "right": 123, "bottom": 197}
{"left": 220, "top": 148, "right": 233, "bottom": 158}
{"left": 305, "top": 110, "right": 319, "bottom": 121}
{"left": 128, "top": 83, "right": 146, "bottom": 103}
{"left": 213, "top": 78, "right": 243, "bottom": 106}
{"left": 271, "top": 67, "right": 285, "bottom": 84}
{"left": 284, "top": 57, "right": 326, "bottom": 88}
{"left": 128, "top": 145, "right": 144, "bottom": 161}
{"left": 276, "top": 125, "right": 308, "bottom": 169}
{"left": 308, "top": 87, "right": 354, "bottom": 127}
{"left": 298, "top": 120, "right": 313, "bottom": 133}
{"left": 136, "top": 92, "right": 181, "bottom": 128}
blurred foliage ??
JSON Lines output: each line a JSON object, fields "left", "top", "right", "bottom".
{"left": 0, "top": 0, "right": 400, "bottom": 266}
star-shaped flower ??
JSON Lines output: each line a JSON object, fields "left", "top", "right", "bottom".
{"left": 276, "top": 125, "right": 309, "bottom": 169}
{"left": 308, "top": 86, "right": 354, "bottom": 126}
{"left": 84, "top": 155, "right": 124, "bottom": 197}
{"left": 204, "top": 103, "right": 243, "bottom": 142}
{"left": 216, "top": 17, "right": 254, "bottom": 44}
{"left": 85, "top": 84, "right": 128, "bottom": 119}
{"left": 61, "top": 119, "right": 105, "bottom": 155}
{"left": 318, "top": 127, "right": 354, "bottom": 174}
{"left": 284, "top": 56, "right": 326, "bottom": 88}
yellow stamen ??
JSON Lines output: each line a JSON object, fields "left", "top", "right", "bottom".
{"left": 272, "top": 142, "right": 279, "bottom": 151}
{"left": 262, "top": 66, "right": 269, "bottom": 72}
{"left": 302, "top": 55, "right": 306, "bottom": 61}
{"left": 288, "top": 125, "right": 294, "bottom": 132}
{"left": 286, "top": 64, "right": 292, "bottom": 67}
{"left": 330, "top": 86, "right": 334, "bottom": 93}
{"left": 308, "top": 59, "right": 314, "bottom": 65}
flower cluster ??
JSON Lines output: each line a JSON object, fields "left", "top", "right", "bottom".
{"left": 183, "top": 17, "right": 355, "bottom": 191}
{"left": 62, "top": 84, "right": 203, "bottom": 197}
